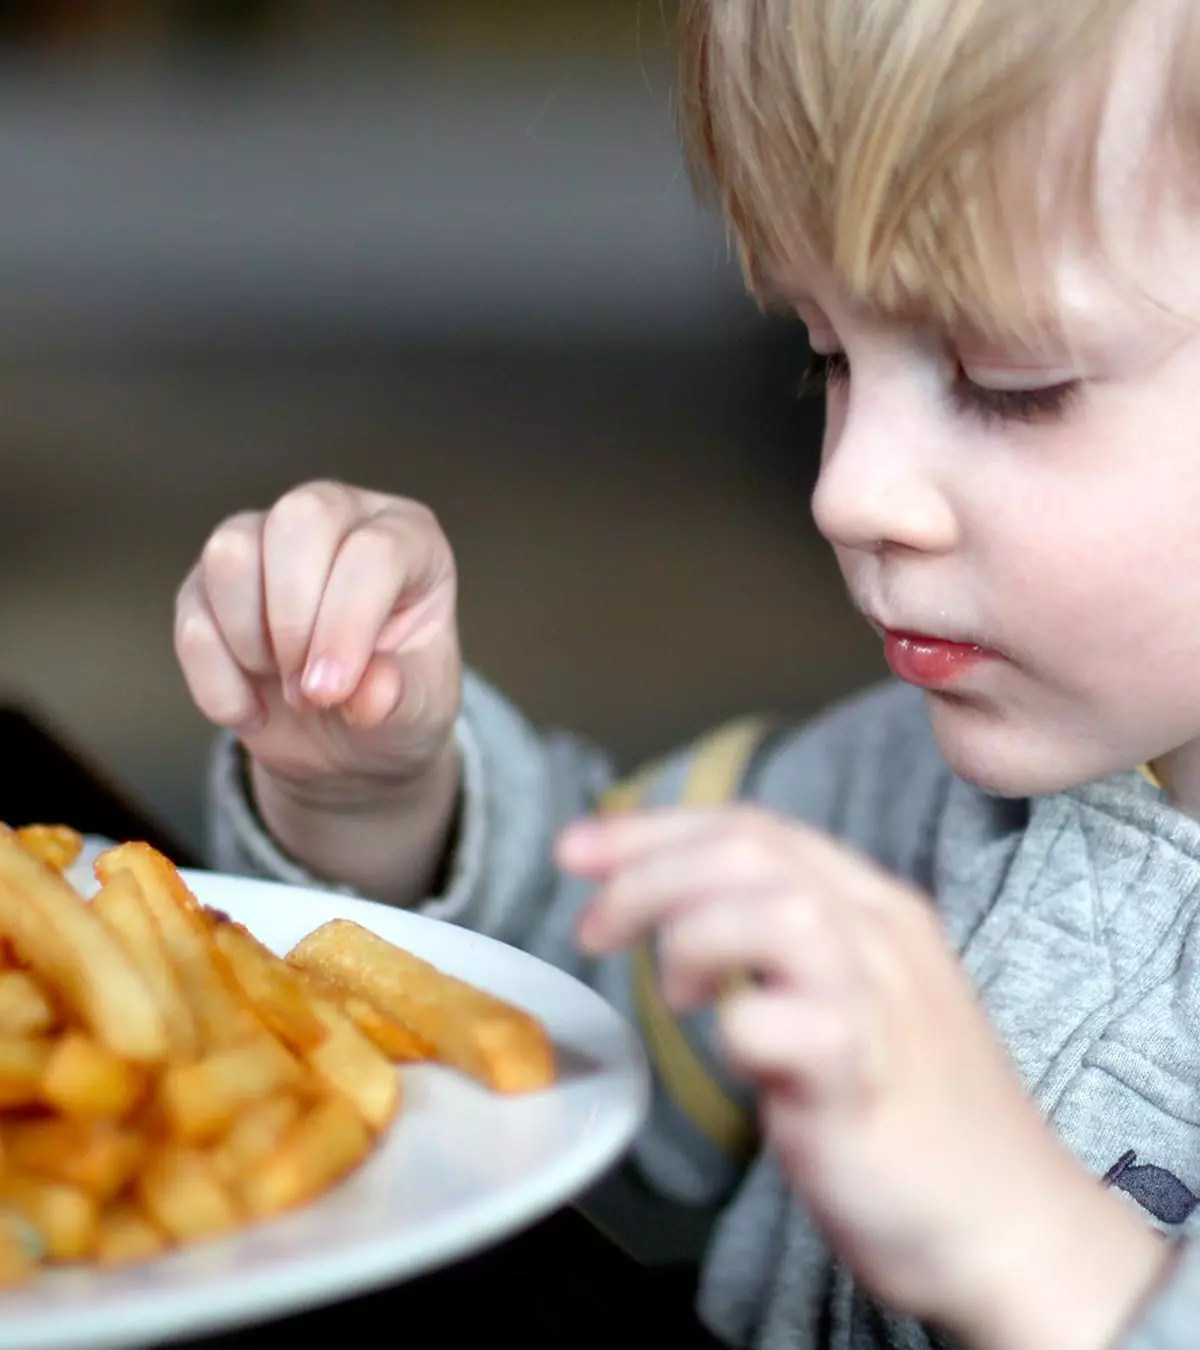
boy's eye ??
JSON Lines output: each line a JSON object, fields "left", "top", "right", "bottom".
{"left": 798, "top": 351, "right": 1080, "bottom": 426}
{"left": 950, "top": 370, "right": 1081, "bottom": 425}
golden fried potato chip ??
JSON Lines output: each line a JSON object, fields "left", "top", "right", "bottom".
{"left": 208, "top": 1091, "right": 303, "bottom": 1190}
{"left": 6, "top": 1119, "right": 145, "bottom": 1204}
{"left": 92, "top": 870, "right": 198, "bottom": 1061}
{"left": 136, "top": 1147, "right": 240, "bottom": 1244}
{"left": 157, "top": 1036, "right": 304, "bottom": 1144}
{"left": 210, "top": 921, "right": 326, "bottom": 1054}
{"left": 3, "top": 1174, "right": 98, "bottom": 1262}
{"left": 95, "top": 1202, "right": 167, "bottom": 1268}
{"left": 297, "top": 989, "right": 399, "bottom": 1134}
{"left": 289, "top": 920, "right": 555, "bottom": 1094}
{"left": 294, "top": 967, "right": 433, "bottom": 1063}
{"left": 94, "top": 844, "right": 259, "bottom": 1053}
{"left": 0, "top": 1037, "right": 52, "bottom": 1109}
{"left": 0, "top": 829, "right": 167, "bottom": 1064}
{"left": 14, "top": 826, "right": 83, "bottom": 873}
{"left": 0, "top": 970, "right": 57, "bottom": 1038}
{"left": 41, "top": 1033, "right": 147, "bottom": 1122}
{"left": 0, "top": 1210, "right": 38, "bottom": 1284}
{"left": 239, "top": 1096, "right": 371, "bottom": 1219}
{"left": 0, "top": 821, "right": 556, "bottom": 1288}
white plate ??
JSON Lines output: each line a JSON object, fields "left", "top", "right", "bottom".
{"left": 0, "top": 865, "right": 649, "bottom": 1350}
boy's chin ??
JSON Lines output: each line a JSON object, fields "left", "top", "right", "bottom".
{"left": 923, "top": 693, "right": 1098, "bottom": 799}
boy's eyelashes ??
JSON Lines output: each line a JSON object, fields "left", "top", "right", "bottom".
{"left": 949, "top": 373, "right": 1082, "bottom": 427}
{"left": 799, "top": 351, "right": 1082, "bottom": 427}
{"left": 798, "top": 350, "right": 850, "bottom": 400}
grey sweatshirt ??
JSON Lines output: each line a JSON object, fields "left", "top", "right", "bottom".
{"left": 208, "top": 671, "right": 1200, "bottom": 1349}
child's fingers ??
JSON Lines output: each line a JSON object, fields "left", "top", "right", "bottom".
{"left": 719, "top": 990, "right": 863, "bottom": 1100}
{"left": 376, "top": 577, "right": 456, "bottom": 654}
{"left": 261, "top": 481, "right": 361, "bottom": 696}
{"left": 557, "top": 808, "right": 723, "bottom": 877}
{"left": 340, "top": 654, "right": 405, "bottom": 730}
{"left": 198, "top": 511, "right": 272, "bottom": 676}
{"left": 564, "top": 807, "right": 911, "bottom": 919}
{"left": 655, "top": 888, "right": 852, "bottom": 1010}
{"left": 576, "top": 828, "right": 798, "bottom": 953}
{"left": 174, "top": 575, "right": 266, "bottom": 732}
{"left": 300, "top": 504, "right": 455, "bottom": 707}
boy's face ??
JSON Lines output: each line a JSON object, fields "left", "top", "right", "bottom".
{"left": 789, "top": 213, "right": 1200, "bottom": 799}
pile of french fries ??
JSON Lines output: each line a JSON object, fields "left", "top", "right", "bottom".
{"left": 0, "top": 824, "right": 555, "bottom": 1287}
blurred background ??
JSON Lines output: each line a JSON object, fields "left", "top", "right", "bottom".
{"left": 0, "top": 0, "right": 882, "bottom": 855}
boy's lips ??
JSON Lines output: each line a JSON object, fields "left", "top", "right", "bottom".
{"left": 881, "top": 630, "right": 995, "bottom": 689}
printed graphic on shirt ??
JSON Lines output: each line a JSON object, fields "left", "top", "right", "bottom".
{"left": 1104, "top": 1151, "right": 1198, "bottom": 1226}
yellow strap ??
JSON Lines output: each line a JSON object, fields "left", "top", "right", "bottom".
{"left": 673, "top": 717, "right": 777, "bottom": 809}
{"left": 598, "top": 755, "right": 666, "bottom": 816}
{"left": 598, "top": 716, "right": 774, "bottom": 815}
{"left": 603, "top": 716, "right": 773, "bottom": 1161}
{"left": 1138, "top": 762, "right": 1163, "bottom": 792}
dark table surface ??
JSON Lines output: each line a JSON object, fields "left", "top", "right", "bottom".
{"left": 0, "top": 703, "right": 722, "bottom": 1350}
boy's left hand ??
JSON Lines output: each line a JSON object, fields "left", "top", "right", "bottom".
{"left": 558, "top": 806, "right": 1168, "bottom": 1350}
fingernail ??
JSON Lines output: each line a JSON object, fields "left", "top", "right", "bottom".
{"left": 302, "top": 656, "right": 345, "bottom": 702}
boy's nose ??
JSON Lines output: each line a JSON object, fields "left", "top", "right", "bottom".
{"left": 810, "top": 416, "right": 958, "bottom": 557}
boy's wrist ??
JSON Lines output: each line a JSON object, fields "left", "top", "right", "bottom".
{"left": 942, "top": 1156, "right": 1171, "bottom": 1350}
{"left": 248, "top": 742, "right": 463, "bottom": 905}
{"left": 251, "top": 740, "right": 459, "bottom": 819}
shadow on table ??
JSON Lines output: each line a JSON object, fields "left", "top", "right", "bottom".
{"left": 163, "top": 1208, "right": 722, "bottom": 1349}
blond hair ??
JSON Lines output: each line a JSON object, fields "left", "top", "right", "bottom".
{"left": 677, "top": 0, "right": 1199, "bottom": 343}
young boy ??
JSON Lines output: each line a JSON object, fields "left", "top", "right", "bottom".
{"left": 174, "top": 0, "right": 1200, "bottom": 1344}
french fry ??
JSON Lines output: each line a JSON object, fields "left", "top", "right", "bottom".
{"left": 6, "top": 1119, "right": 145, "bottom": 1203}
{"left": 295, "top": 968, "right": 433, "bottom": 1063}
{"left": 0, "top": 1211, "right": 38, "bottom": 1285}
{"left": 41, "top": 1033, "right": 146, "bottom": 1121}
{"left": 91, "top": 870, "right": 198, "bottom": 1061}
{"left": 288, "top": 921, "right": 556, "bottom": 1094}
{"left": 239, "top": 1096, "right": 371, "bottom": 1219}
{"left": 15, "top": 825, "right": 83, "bottom": 873}
{"left": 200, "top": 919, "right": 397, "bottom": 1131}
{"left": 157, "top": 1036, "right": 304, "bottom": 1144}
{"left": 136, "top": 1147, "right": 240, "bottom": 1243}
{"left": 287, "top": 980, "right": 398, "bottom": 1132}
{"left": 0, "top": 828, "right": 167, "bottom": 1063}
{"left": 210, "top": 921, "right": 326, "bottom": 1054}
{"left": 94, "top": 844, "right": 260, "bottom": 1052}
{"left": 0, "top": 970, "right": 57, "bottom": 1038}
{"left": 0, "top": 823, "right": 568, "bottom": 1285}
{"left": 0, "top": 1037, "right": 53, "bottom": 1108}
{"left": 0, "top": 829, "right": 436, "bottom": 1287}
{"left": 208, "top": 1091, "right": 303, "bottom": 1190}
{"left": 95, "top": 1202, "right": 167, "bottom": 1268}
{"left": 3, "top": 1174, "right": 98, "bottom": 1262}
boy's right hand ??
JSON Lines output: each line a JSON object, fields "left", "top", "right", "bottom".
{"left": 175, "top": 481, "right": 462, "bottom": 802}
